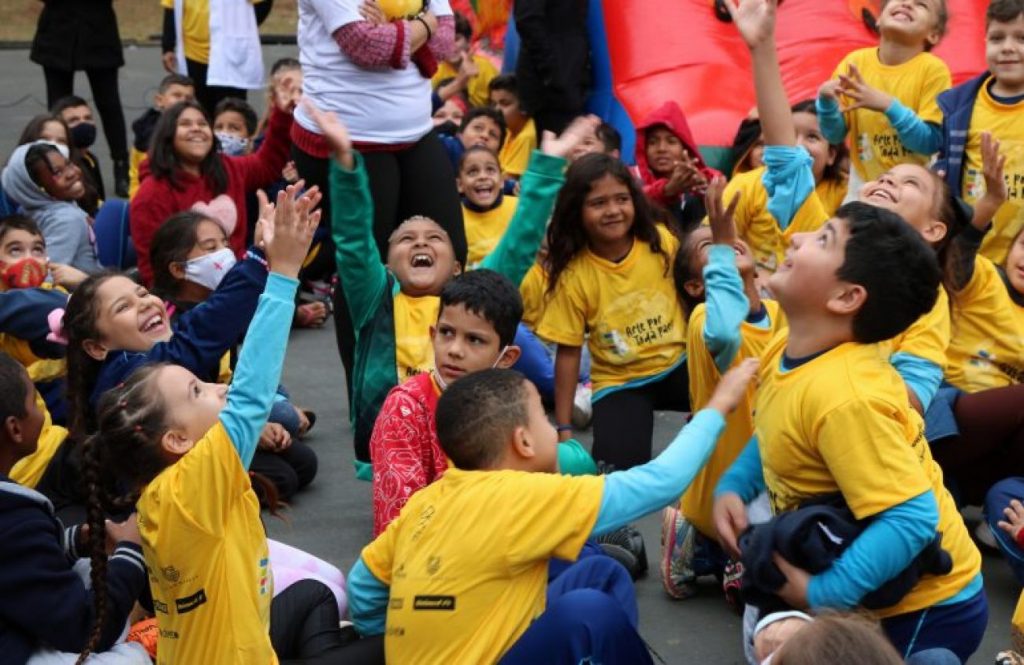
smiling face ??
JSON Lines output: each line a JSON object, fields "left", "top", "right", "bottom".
{"left": 1006, "top": 228, "right": 1024, "bottom": 295}
{"left": 859, "top": 164, "right": 946, "bottom": 242}
{"left": 431, "top": 302, "right": 513, "bottom": 385}
{"left": 32, "top": 150, "right": 85, "bottom": 201}
{"left": 84, "top": 276, "right": 173, "bottom": 359}
{"left": 877, "top": 0, "right": 942, "bottom": 48}
{"left": 387, "top": 218, "right": 460, "bottom": 296}
{"left": 460, "top": 116, "right": 502, "bottom": 153}
{"left": 581, "top": 173, "right": 635, "bottom": 254}
{"left": 987, "top": 15, "right": 1024, "bottom": 95}
{"left": 457, "top": 150, "right": 502, "bottom": 208}
{"left": 173, "top": 107, "right": 214, "bottom": 166}
{"left": 155, "top": 363, "right": 228, "bottom": 451}
{"left": 769, "top": 219, "right": 850, "bottom": 315}
{"left": 0, "top": 228, "right": 46, "bottom": 274}
{"left": 645, "top": 126, "right": 686, "bottom": 177}
{"left": 793, "top": 111, "right": 835, "bottom": 184}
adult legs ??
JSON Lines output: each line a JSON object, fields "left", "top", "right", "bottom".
{"left": 84, "top": 68, "right": 128, "bottom": 162}
{"left": 42, "top": 66, "right": 75, "bottom": 109}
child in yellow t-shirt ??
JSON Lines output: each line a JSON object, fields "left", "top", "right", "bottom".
{"left": 716, "top": 5, "right": 984, "bottom": 660}
{"left": 349, "top": 362, "right": 757, "bottom": 664}
{"left": 458, "top": 147, "right": 519, "bottom": 269}
{"left": 431, "top": 13, "right": 498, "bottom": 108}
{"left": 490, "top": 74, "right": 538, "bottom": 179}
{"left": 662, "top": 178, "right": 786, "bottom": 601}
{"left": 536, "top": 154, "right": 688, "bottom": 471}
{"left": 816, "top": 0, "right": 951, "bottom": 196}
{"left": 937, "top": 1, "right": 1024, "bottom": 264}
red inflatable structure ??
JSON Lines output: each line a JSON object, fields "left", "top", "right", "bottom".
{"left": 602, "top": 0, "right": 990, "bottom": 148}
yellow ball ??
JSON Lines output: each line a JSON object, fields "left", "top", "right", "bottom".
{"left": 379, "top": 0, "right": 423, "bottom": 20}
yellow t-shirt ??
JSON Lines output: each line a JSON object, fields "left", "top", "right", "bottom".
{"left": 138, "top": 422, "right": 275, "bottom": 665}
{"left": 361, "top": 468, "right": 604, "bottom": 664}
{"left": 834, "top": 48, "right": 950, "bottom": 181}
{"left": 882, "top": 286, "right": 950, "bottom": 369}
{"left": 947, "top": 256, "right": 1024, "bottom": 391}
{"left": 393, "top": 292, "right": 441, "bottom": 381}
{"left": 499, "top": 119, "right": 537, "bottom": 178}
{"left": 464, "top": 196, "right": 519, "bottom": 270}
{"left": 754, "top": 336, "right": 981, "bottom": 618}
{"left": 519, "top": 262, "right": 549, "bottom": 329}
{"left": 432, "top": 54, "right": 499, "bottom": 108}
{"left": 536, "top": 227, "right": 685, "bottom": 396}
{"left": 961, "top": 78, "right": 1024, "bottom": 264}
{"left": 713, "top": 167, "right": 841, "bottom": 274}
{"left": 680, "top": 300, "right": 784, "bottom": 538}
{"left": 160, "top": 0, "right": 263, "bottom": 64}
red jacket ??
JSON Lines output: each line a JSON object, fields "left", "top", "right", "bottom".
{"left": 632, "top": 101, "right": 718, "bottom": 208}
{"left": 370, "top": 372, "right": 448, "bottom": 537}
{"left": 129, "top": 108, "right": 293, "bottom": 284}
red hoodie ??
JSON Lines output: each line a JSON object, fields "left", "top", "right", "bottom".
{"left": 632, "top": 101, "right": 718, "bottom": 208}
{"left": 129, "top": 108, "right": 293, "bottom": 284}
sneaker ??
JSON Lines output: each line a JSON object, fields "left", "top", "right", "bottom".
{"left": 722, "top": 559, "right": 745, "bottom": 614}
{"left": 597, "top": 524, "right": 648, "bottom": 580}
{"left": 660, "top": 507, "right": 698, "bottom": 599}
{"left": 571, "top": 383, "right": 592, "bottom": 430}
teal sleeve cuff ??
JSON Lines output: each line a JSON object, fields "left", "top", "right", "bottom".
{"left": 762, "top": 145, "right": 816, "bottom": 230}
{"left": 884, "top": 99, "right": 943, "bottom": 155}
{"left": 703, "top": 245, "right": 749, "bottom": 373}
{"left": 347, "top": 557, "right": 390, "bottom": 636}
{"left": 815, "top": 95, "right": 849, "bottom": 145}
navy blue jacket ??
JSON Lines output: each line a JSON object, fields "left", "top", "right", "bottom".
{"left": 0, "top": 477, "right": 146, "bottom": 664}
{"left": 89, "top": 248, "right": 269, "bottom": 411}
{"left": 936, "top": 73, "right": 989, "bottom": 196}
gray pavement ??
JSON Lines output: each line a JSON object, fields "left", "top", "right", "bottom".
{"left": 0, "top": 44, "right": 1018, "bottom": 664}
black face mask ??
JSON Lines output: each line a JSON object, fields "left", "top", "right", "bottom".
{"left": 70, "top": 122, "right": 97, "bottom": 149}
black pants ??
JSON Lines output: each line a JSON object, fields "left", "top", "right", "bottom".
{"left": 591, "top": 361, "right": 691, "bottom": 471}
{"left": 42, "top": 66, "right": 128, "bottom": 161}
{"left": 292, "top": 131, "right": 466, "bottom": 400}
{"left": 251, "top": 441, "right": 318, "bottom": 502}
{"left": 185, "top": 58, "right": 247, "bottom": 116}
{"left": 271, "top": 579, "right": 385, "bottom": 664}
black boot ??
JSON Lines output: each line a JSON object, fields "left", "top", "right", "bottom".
{"left": 113, "top": 159, "right": 130, "bottom": 199}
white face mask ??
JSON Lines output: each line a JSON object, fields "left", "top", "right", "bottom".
{"left": 432, "top": 344, "right": 510, "bottom": 392}
{"left": 216, "top": 132, "right": 250, "bottom": 157}
{"left": 183, "top": 247, "right": 236, "bottom": 291}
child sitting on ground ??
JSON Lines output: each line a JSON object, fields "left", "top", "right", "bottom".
{"left": 439, "top": 105, "right": 507, "bottom": 172}
{"left": 128, "top": 73, "right": 195, "bottom": 200}
{"left": 432, "top": 12, "right": 498, "bottom": 108}
{"left": 714, "top": 3, "right": 984, "bottom": 661}
{"left": 348, "top": 361, "right": 758, "bottom": 663}
{"left": 306, "top": 100, "right": 595, "bottom": 475}
{"left": 51, "top": 95, "right": 109, "bottom": 202}
{"left": 0, "top": 351, "right": 149, "bottom": 664}
{"left": 212, "top": 97, "right": 258, "bottom": 158}
{"left": 817, "top": 0, "right": 950, "bottom": 200}
{"left": 459, "top": 146, "right": 518, "bottom": 269}
{"left": 490, "top": 75, "right": 537, "bottom": 179}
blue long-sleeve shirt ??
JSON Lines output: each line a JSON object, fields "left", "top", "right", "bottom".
{"left": 0, "top": 287, "right": 69, "bottom": 360}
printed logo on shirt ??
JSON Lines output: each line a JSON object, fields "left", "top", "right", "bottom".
{"left": 161, "top": 565, "right": 181, "bottom": 583}
{"left": 426, "top": 555, "right": 441, "bottom": 575}
{"left": 390, "top": 597, "right": 404, "bottom": 610}
{"left": 175, "top": 589, "right": 208, "bottom": 614}
{"left": 153, "top": 599, "right": 168, "bottom": 614}
{"left": 413, "top": 595, "right": 456, "bottom": 611}
{"left": 259, "top": 557, "right": 270, "bottom": 596}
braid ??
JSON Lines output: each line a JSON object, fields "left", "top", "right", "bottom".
{"left": 77, "top": 435, "right": 110, "bottom": 665}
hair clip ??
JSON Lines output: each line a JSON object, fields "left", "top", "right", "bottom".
{"left": 45, "top": 308, "right": 68, "bottom": 345}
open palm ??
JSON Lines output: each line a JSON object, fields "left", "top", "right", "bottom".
{"left": 724, "top": 0, "right": 778, "bottom": 48}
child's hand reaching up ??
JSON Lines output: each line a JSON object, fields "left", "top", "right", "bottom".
{"left": 259, "top": 181, "right": 321, "bottom": 280}
{"left": 303, "top": 100, "right": 355, "bottom": 170}
{"left": 540, "top": 114, "right": 602, "bottom": 159}
{"left": 724, "top": 0, "right": 778, "bottom": 50}
{"left": 707, "top": 357, "right": 759, "bottom": 416}
{"left": 837, "top": 64, "right": 892, "bottom": 114}
{"left": 973, "top": 132, "right": 1008, "bottom": 229}
{"left": 705, "top": 175, "right": 740, "bottom": 247}
{"left": 818, "top": 79, "right": 843, "bottom": 104}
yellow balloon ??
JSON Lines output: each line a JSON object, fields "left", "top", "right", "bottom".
{"left": 378, "top": 0, "right": 422, "bottom": 20}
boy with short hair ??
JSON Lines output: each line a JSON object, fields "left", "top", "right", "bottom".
{"left": 213, "top": 97, "right": 259, "bottom": 157}
{"left": 349, "top": 361, "right": 758, "bottom": 663}
{"left": 490, "top": 74, "right": 538, "bottom": 179}
{"left": 128, "top": 73, "right": 195, "bottom": 199}
{"left": 817, "top": 0, "right": 951, "bottom": 199}
{"left": 51, "top": 95, "right": 110, "bottom": 201}
{"left": 937, "top": 0, "right": 1024, "bottom": 263}
{"left": 716, "top": 3, "right": 985, "bottom": 660}
{"left": 439, "top": 106, "right": 507, "bottom": 170}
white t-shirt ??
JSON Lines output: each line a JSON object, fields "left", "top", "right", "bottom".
{"left": 295, "top": 0, "right": 451, "bottom": 144}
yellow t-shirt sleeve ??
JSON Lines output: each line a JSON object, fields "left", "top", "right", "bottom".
{"left": 167, "top": 422, "right": 250, "bottom": 533}
{"left": 361, "top": 518, "right": 399, "bottom": 584}
{"left": 504, "top": 474, "right": 605, "bottom": 565}
{"left": 815, "top": 399, "right": 932, "bottom": 519}
{"left": 499, "top": 121, "right": 537, "bottom": 177}
{"left": 534, "top": 269, "right": 588, "bottom": 347}
{"left": 917, "top": 58, "right": 952, "bottom": 125}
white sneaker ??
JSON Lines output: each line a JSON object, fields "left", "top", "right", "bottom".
{"left": 572, "top": 383, "right": 592, "bottom": 429}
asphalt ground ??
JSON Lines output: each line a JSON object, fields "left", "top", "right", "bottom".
{"left": 0, "top": 44, "right": 1017, "bottom": 664}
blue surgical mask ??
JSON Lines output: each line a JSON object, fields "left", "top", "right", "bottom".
{"left": 216, "top": 132, "right": 249, "bottom": 157}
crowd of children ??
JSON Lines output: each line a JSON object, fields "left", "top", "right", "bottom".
{"left": 2, "top": 0, "right": 1024, "bottom": 662}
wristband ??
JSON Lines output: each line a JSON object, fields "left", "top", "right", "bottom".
{"left": 556, "top": 424, "right": 574, "bottom": 433}
{"left": 414, "top": 14, "right": 432, "bottom": 40}
{"left": 245, "top": 249, "right": 270, "bottom": 271}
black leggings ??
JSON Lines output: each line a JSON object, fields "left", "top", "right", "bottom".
{"left": 251, "top": 442, "right": 318, "bottom": 503}
{"left": 591, "top": 361, "right": 691, "bottom": 471}
{"left": 292, "top": 131, "right": 465, "bottom": 396}
{"left": 185, "top": 58, "right": 247, "bottom": 116}
{"left": 271, "top": 579, "right": 385, "bottom": 664}
{"left": 42, "top": 66, "right": 128, "bottom": 161}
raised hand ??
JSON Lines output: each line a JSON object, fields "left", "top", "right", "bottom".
{"left": 973, "top": 131, "right": 1008, "bottom": 229}
{"left": 540, "top": 114, "right": 602, "bottom": 159}
{"left": 723, "top": 0, "right": 778, "bottom": 50}
{"left": 818, "top": 78, "right": 843, "bottom": 104}
{"left": 261, "top": 181, "right": 322, "bottom": 279}
{"left": 303, "top": 100, "right": 355, "bottom": 169}
{"left": 705, "top": 175, "right": 740, "bottom": 248}
{"left": 837, "top": 63, "right": 892, "bottom": 113}
{"left": 707, "top": 357, "right": 759, "bottom": 416}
